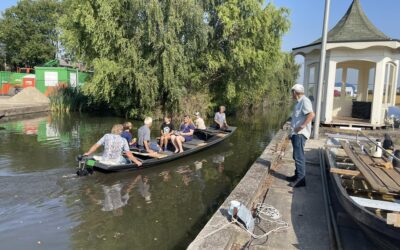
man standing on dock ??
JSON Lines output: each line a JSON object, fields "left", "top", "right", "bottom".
{"left": 287, "top": 84, "right": 315, "bottom": 187}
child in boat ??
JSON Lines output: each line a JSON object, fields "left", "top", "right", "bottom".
{"left": 171, "top": 115, "right": 195, "bottom": 153}
{"left": 160, "top": 116, "right": 174, "bottom": 151}
{"left": 194, "top": 112, "right": 206, "bottom": 130}
{"left": 121, "top": 122, "right": 137, "bottom": 148}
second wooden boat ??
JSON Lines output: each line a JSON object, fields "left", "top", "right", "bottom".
{"left": 325, "top": 137, "right": 400, "bottom": 250}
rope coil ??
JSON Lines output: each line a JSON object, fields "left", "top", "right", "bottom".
{"left": 191, "top": 203, "right": 289, "bottom": 245}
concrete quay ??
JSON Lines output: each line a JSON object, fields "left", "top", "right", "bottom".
{"left": 188, "top": 124, "right": 330, "bottom": 249}
{"left": 0, "top": 96, "right": 49, "bottom": 119}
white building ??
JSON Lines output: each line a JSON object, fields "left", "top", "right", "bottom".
{"left": 293, "top": 0, "right": 400, "bottom": 128}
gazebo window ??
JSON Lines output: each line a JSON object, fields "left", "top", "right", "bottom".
{"left": 347, "top": 68, "right": 359, "bottom": 99}
{"left": 367, "top": 68, "right": 375, "bottom": 101}
{"left": 383, "top": 63, "right": 396, "bottom": 105}
{"left": 307, "top": 64, "right": 317, "bottom": 102}
{"left": 397, "top": 67, "right": 400, "bottom": 105}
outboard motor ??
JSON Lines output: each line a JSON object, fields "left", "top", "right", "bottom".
{"left": 228, "top": 200, "right": 255, "bottom": 232}
{"left": 76, "top": 155, "right": 95, "bottom": 176}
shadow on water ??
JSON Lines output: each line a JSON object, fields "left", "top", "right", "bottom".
{"left": 0, "top": 107, "right": 289, "bottom": 250}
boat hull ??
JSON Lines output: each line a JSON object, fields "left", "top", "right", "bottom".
{"left": 90, "top": 127, "right": 236, "bottom": 172}
{"left": 328, "top": 169, "right": 400, "bottom": 250}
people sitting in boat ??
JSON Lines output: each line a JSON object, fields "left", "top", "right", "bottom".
{"left": 214, "top": 105, "right": 228, "bottom": 130}
{"left": 171, "top": 115, "right": 196, "bottom": 153}
{"left": 137, "top": 117, "right": 162, "bottom": 153}
{"left": 121, "top": 122, "right": 137, "bottom": 147}
{"left": 83, "top": 124, "right": 142, "bottom": 167}
{"left": 160, "top": 116, "right": 174, "bottom": 151}
{"left": 194, "top": 112, "right": 206, "bottom": 130}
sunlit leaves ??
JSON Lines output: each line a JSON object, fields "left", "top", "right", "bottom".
{"left": 60, "top": 0, "right": 295, "bottom": 116}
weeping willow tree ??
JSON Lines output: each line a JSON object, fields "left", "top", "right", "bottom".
{"left": 266, "top": 53, "right": 300, "bottom": 104}
{"left": 203, "top": 0, "right": 291, "bottom": 110}
{"left": 60, "top": 0, "right": 294, "bottom": 117}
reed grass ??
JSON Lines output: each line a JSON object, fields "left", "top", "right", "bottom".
{"left": 49, "top": 87, "right": 88, "bottom": 113}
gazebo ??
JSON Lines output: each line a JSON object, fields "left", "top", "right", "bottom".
{"left": 293, "top": 0, "right": 400, "bottom": 128}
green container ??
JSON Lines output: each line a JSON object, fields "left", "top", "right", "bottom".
{"left": 35, "top": 67, "right": 89, "bottom": 93}
{"left": 0, "top": 71, "right": 11, "bottom": 83}
{"left": 0, "top": 71, "right": 11, "bottom": 91}
{"left": 78, "top": 71, "right": 89, "bottom": 87}
{"left": 9, "top": 73, "right": 28, "bottom": 85}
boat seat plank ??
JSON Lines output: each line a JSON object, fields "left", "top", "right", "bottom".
{"left": 330, "top": 168, "right": 361, "bottom": 177}
{"left": 183, "top": 143, "right": 197, "bottom": 149}
{"left": 358, "top": 154, "right": 400, "bottom": 193}
{"left": 340, "top": 141, "right": 389, "bottom": 193}
{"left": 132, "top": 151, "right": 168, "bottom": 159}
{"left": 350, "top": 196, "right": 400, "bottom": 212}
{"left": 184, "top": 139, "right": 205, "bottom": 146}
{"left": 385, "top": 169, "right": 400, "bottom": 187}
{"left": 345, "top": 141, "right": 400, "bottom": 192}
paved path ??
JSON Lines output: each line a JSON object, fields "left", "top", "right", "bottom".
{"left": 189, "top": 132, "right": 332, "bottom": 250}
{"left": 250, "top": 139, "right": 331, "bottom": 250}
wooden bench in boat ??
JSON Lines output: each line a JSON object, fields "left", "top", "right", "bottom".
{"left": 183, "top": 139, "right": 207, "bottom": 149}
{"left": 132, "top": 151, "right": 169, "bottom": 159}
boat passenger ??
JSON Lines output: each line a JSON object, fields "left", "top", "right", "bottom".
{"left": 214, "top": 106, "right": 228, "bottom": 130}
{"left": 121, "top": 122, "right": 137, "bottom": 147}
{"left": 137, "top": 117, "right": 162, "bottom": 153}
{"left": 83, "top": 124, "right": 142, "bottom": 167}
{"left": 194, "top": 112, "right": 206, "bottom": 130}
{"left": 171, "top": 115, "right": 196, "bottom": 153}
{"left": 160, "top": 116, "right": 174, "bottom": 151}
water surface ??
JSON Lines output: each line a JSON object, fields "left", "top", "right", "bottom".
{"left": 0, "top": 109, "right": 287, "bottom": 250}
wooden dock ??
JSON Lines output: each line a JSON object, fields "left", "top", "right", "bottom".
{"left": 322, "top": 117, "right": 386, "bottom": 129}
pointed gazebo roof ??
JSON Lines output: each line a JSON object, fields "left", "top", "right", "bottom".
{"left": 316, "top": 0, "right": 390, "bottom": 43}
{"left": 294, "top": 0, "right": 397, "bottom": 50}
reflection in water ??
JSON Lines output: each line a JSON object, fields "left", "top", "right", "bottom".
{"left": 159, "top": 170, "right": 171, "bottom": 182}
{"left": 138, "top": 175, "right": 151, "bottom": 204}
{"left": 0, "top": 109, "right": 289, "bottom": 249}
{"left": 212, "top": 151, "right": 233, "bottom": 173}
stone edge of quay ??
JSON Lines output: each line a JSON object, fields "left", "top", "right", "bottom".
{"left": 187, "top": 122, "right": 291, "bottom": 249}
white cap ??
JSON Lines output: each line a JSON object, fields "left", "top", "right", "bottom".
{"left": 291, "top": 84, "right": 305, "bottom": 93}
{"left": 194, "top": 112, "right": 200, "bottom": 116}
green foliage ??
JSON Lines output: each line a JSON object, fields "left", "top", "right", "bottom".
{"left": 60, "top": 0, "right": 209, "bottom": 118}
{"left": 0, "top": 0, "right": 63, "bottom": 68}
{"left": 266, "top": 53, "right": 300, "bottom": 103}
{"left": 49, "top": 87, "right": 88, "bottom": 113}
{"left": 57, "top": 0, "right": 295, "bottom": 117}
{"left": 204, "top": 1, "right": 290, "bottom": 109}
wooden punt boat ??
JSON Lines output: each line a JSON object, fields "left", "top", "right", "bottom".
{"left": 81, "top": 127, "right": 236, "bottom": 173}
{"left": 325, "top": 136, "right": 400, "bottom": 250}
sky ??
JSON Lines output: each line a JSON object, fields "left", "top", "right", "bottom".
{"left": 1, "top": 0, "right": 399, "bottom": 83}
{"left": 269, "top": 0, "right": 400, "bottom": 51}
